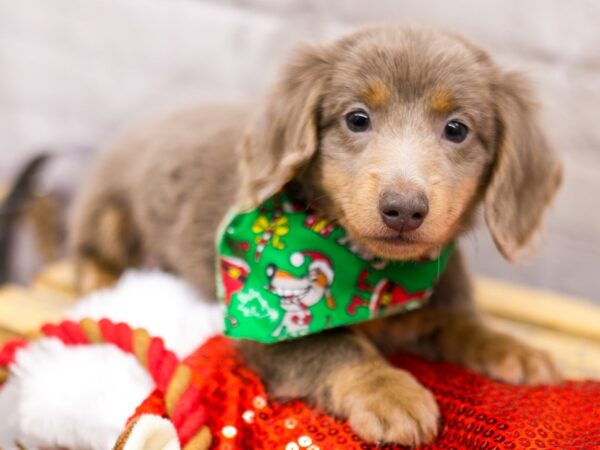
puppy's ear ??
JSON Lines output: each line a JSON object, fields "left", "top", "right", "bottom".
{"left": 238, "top": 45, "right": 329, "bottom": 208}
{"left": 484, "top": 72, "right": 562, "bottom": 261}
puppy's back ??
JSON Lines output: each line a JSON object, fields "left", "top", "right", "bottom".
{"left": 70, "top": 103, "right": 251, "bottom": 294}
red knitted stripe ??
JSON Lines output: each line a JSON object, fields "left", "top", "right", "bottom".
{"left": 177, "top": 404, "right": 207, "bottom": 445}
{"left": 171, "top": 383, "right": 203, "bottom": 429}
{"left": 147, "top": 337, "right": 167, "bottom": 385}
{"left": 0, "top": 339, "right": 28, "bottom": 366}
{"left": 2, "top": 319, "right": 206, "bottom": 448}
{"left": 156, "top": 351, "right": 178, "bottom": 392}
{"left": 60, "top": 320, "right": 89, "bottom": 344}
{"left": 115, "top": 322, "right": 133, "bottom": 353}
{"left": 98, "top": 319, "right": 118, "bottom": 345}
{"left": 41, "top": 323, "right": 70, "bottom": 342}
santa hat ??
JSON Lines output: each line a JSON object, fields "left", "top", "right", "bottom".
{"left": 290, "top": 251, "right": 334, "bottom": 284}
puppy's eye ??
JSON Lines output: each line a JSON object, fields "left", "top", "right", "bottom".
{"left": 345, "top": 110, "right": 371, "bottom": 132}
{"left": 443, "top": 120, "right": 469, "bottom": 143}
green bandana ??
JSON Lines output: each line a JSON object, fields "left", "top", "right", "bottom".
{"left": 216, "top": 191, "right": 453, "bottom": 343}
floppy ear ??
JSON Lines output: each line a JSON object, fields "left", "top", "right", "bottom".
{"left": 238, "top": 45, "right": 329, "bottom": 208}
{"left": 484, "top": 72, "right": 563, "bottom": 262}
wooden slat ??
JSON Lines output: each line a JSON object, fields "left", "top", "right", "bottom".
{"left": 0, "top": 327, "right": 18, "bottom": 345}
{"left": 484, "top": 316, "right": 600, "bottom": 379}
{"left": 32, "top": 259, "right": 78, "bottom": 297}
{"left": 475, "top": 277, "right": 600, "bottom": 341}
{"left": 0, "top": 284, "right": 74, "bottom": 336}
{"left": 0, "top": 260, "right": 77, "bottom": 344}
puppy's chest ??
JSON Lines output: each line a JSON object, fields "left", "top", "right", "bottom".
{"left": 353, "top": 302, "right": 440, "bottom": 349}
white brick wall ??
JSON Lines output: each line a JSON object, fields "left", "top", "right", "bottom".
{"left": 1, "top": 0, "right": 599, "bottom": 300}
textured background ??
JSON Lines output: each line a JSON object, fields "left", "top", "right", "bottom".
{"left": 1, "top": 0, "right": 599, "bottom": 302}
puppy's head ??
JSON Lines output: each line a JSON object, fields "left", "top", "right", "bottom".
{"left": 240, "top": 26, "right": 562, "bottom": 262}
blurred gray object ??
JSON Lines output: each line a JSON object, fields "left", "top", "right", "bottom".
{"left": 0, "top": 149, "right": 94, "bottom": 284}
{"left": 0, "top": 0, "right": 598, "bottom": 301}
{"left": 0, "top": 154, "right": 50, "bottom": 283}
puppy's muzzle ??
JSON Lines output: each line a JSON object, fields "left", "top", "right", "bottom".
{"left": 379, "top": 190, "right": 429, "bottom": 232}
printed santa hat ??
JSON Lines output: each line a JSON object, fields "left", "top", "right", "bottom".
{"left": 291, "top": 251, "right": 335, "bottom": 309}
{"left": 290, "top": 251, "right": 334, "bottom": 283}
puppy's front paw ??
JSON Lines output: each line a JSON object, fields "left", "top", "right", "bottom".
{"left": 463, "top": 331, "right": 561, "bottom": 385}
{"left": 330, "top": 364, "right": 439, "bottom": 447}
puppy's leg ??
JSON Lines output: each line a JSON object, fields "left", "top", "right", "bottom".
{"left": 361, "top": 249, "right": 560, "bottom": 386}
{"left": 70, "top": 191, "right": 142, "bottom": 295}
{"left": 238, "top": 329, "right": 440, "bottom": 446}
{"left": 429, "top": 314, "right": 560, "bottom": 385}
{"left": 419, "top": 249, "right": 559, "bottom": 385}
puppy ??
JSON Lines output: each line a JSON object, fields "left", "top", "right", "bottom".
{"left": 70, "top": 25, "right": 562, "bottom": 446}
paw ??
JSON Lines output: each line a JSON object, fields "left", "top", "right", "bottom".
{"left": 463, "top": 332, "right": 561, "bottom": 385}
{"left": 331, "top": 365, "right": 440, "bottom": 446}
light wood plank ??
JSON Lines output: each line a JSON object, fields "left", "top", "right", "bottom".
{"left": 0, "top": 285, "right": 72, "bottom": 335}
{"left": 0, "top": 328, "right": 19, "bottom": 346}
{"left": 32, "top": 260, "right": 78, "bottom": 297}
{"left": 475, "top": 277, "right": 600, "bottom": 341}
{"left": 484, "top": 316, "right": 600, "bottom": 380}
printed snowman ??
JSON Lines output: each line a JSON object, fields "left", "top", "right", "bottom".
{"left": 267, "top": 251, "right": 335, "bottom": 338}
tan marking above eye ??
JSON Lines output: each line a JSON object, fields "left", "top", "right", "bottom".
{"left": 363, "top": 80, "right": 390, "bottom": 108}
{"left": 430, "top": 89, "right": 456, "bottom": 113}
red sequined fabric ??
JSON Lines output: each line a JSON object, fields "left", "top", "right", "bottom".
{"left": 133, "top": 336, "right": 600, "bottom": 449}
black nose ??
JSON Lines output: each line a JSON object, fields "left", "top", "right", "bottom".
{"left": 379, "top": 190, "right": 429, "bottom": 232}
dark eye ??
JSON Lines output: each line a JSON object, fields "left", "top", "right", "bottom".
{"left": 444, "top": 120, "right": 469, "bottom": 143}
{"left": 345, "top": 110, "right": 371, "bottom": 132}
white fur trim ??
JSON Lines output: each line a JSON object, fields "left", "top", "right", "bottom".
{"left": 120, "top": 415, "right": 180, "bottom": 450}
{"left": 0, "top": 270, "right": 224, "bottom": 449}
{"left": 67, "top": 270, "right": 224, "bottom": 358}
{"left": 0, "top": 375, "right": 25, "bottom": 449}
{"left": 0, "top": 338, "right": 154, "bottom": 450}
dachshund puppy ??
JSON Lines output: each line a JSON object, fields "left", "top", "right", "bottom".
{"left": 70, "top": 26, "right": 562, "bottom": 446}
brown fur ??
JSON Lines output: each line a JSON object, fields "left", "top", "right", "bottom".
{"left": 363, "top": 79, "right": 391, "bottom": 108}
{"left": 70, "top": 25, "right": 562, "bottom": 446}
{"left": 430, "top": 88, "right": 456, "bottom": 113}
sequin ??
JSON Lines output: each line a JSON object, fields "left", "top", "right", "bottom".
{"left": 221, "top": 425, "right": 237, "bottom": 438}
{"left": 298, "top": 435, "right": 312, "bottom": 447}
{"left": 253, "top": 395, "right": 267, "bottom": 409}
{"left": 242, "top": 410, "right": 255, "bottom": 424}
{"left": 128, "top": 336, "right": 600, "bottom": 450}
{"left": 284, "top": 417, "right": 298, "bottom": 429}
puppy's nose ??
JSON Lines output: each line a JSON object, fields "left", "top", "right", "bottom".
{"left": 379, "top": 190, "right": 429, "bottom": 232}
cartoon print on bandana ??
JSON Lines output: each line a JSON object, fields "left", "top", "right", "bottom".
{"left": 267, "top": 252, "right": 335, "bottom": 338}
{"left": 220, "top": 255, "right": 250, "bottom": 305}
{"left": 347, "top": 269, "right": 431, "bottom": 317}
{"left": 216, "top": 191, "right": 454, "bottom": 343}
{"left": 251, "top": 211, "right": 290, "bottom": 261}
{"left": 304, "top": 214, "right": 336, "bottom": 237}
